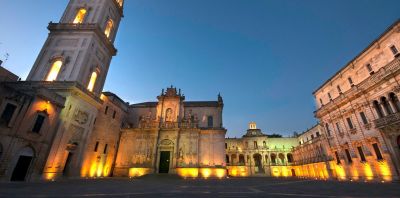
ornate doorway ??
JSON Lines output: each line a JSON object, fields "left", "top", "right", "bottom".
{"left": 63, "top": 152, "right": 74, "bottom": 176}
{"left": 159, "top": 151, "right": 170, "bottom": 173}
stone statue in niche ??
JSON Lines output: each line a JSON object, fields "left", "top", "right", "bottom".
{"left": 165, "top": 108, "right": 173, "bottom": 122}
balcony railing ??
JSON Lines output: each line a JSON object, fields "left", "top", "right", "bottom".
{"left": 374, "top": 112, "right": 400, "bottom": 129}
{"left": 316, "top": 57, "right": 400, "bottom": 117}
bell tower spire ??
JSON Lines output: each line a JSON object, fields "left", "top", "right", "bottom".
{"left": 27, "top": 0, "right": 124, "bottom": 96}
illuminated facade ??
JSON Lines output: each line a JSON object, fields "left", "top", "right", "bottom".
{"left": 0, "top": 0, "right": 125, "bottom": 181}
{"left": 114, "top": 87, "right": 227, "bottom": 178}
{"left": 312, "top": 20, "right": 400, "bottom": 181}
{"left": 225, "top": 123, "right": 298, "bottom": 177}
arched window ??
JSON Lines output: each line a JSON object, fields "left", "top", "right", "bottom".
{"left": 231, "top": 154, "right": 237, "bottom": 165}
{"left": 389, "top": 92, "right": 400, "bottom": 112}
{"left": 270, "top": 153, "right": 277, "bottom": 164}
{"left": 278, "top": 153, "right": 285, "bottom": 164}
{"left": 381, "top": 97, "right": 393, "bottom": 115}
{"left": 373, "top": 100, "right": 384, "bottom": 118}
{"left": 73, "top": 8, "right": 87, "bottom": 24}
{"left": 104, "top": 19, "right": 114, "bottom": 39}
{"left": 46, "top": 60, "right": 63, "bottom": 81}
{"left": 116, "top": 0, "right": 123, "bottom": 7}
{"left": 87, "top": 71, "right": 98, "bottom": 92}
{"left": 287, "top": 153, "right": 293, "bottom": 163}
{"left": 239, "top": 154, "right": 245, "bottom": 164}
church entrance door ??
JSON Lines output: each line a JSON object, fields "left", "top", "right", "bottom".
{"left": 63, "top": 152, "right": 74, "bottom": 176}
{"left": 159, "top": 151, "right": 170, "bottom": 173}
{"left": 11, "top": 156, "right": 33, "bottom": 181}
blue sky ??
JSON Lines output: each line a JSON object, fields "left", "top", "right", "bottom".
{"left": 1, "top": 0, "right": 399, "bottom": 137}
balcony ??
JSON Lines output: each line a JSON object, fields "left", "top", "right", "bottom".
{"left": 315, "top": 57, "right": 400, "bottom": 117}
{"left": 374, "top": 112, "right": 400, "bottom": 129}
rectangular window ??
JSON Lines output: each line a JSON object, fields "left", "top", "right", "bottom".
{"left": 319, "top": 98, "right": 323, "bottom": 106}
{"left": 113, "top": 111, "right": 117, "bottom": 119}
{"left": 105, "top": 106, "right": 109, "bottom": 115}
{"left": 346, "top": 117, "right": 354, "bottom": 129}
{"left": 372, "top": 143, "right": 383, "bottom": 160}
{"left": 348, "top": 77, "right": 354, "bottom": 86}
{"left": 335, "top": 151, "right": 341, "bottom": 164}
{"left": 357, "top": 146, "right": 366, "bottom": 162}
{"left": 328, "top": 92, "right": 332, "bottom": 100}
{"left": 316, "top": 132, "right": 320, "bottom": 137}
{"left": 337, "top": 85, "right": 342, "bottom": 94}
{"left": 103, "top": 144, "right": 108, "bottom": 154}
{"left": 32, "top": 115, "right": 45, "bottom": 133}
{"left": 311, "top": 134, "right": 314, "bottom": 139}
{"left": 94, "top": 141, "right": 99, "bottom": 152}
{"left": 225, "top": 143, "right": 227, "bottom": 149}
{"left": 325, "top": 123, "right": 331, "bottom": 136}
{"left": 0, "top": 103, "right": 17, "bottom": 125}
{"left": 390, "top": 45, "right": 399, "bottom": 55}
{"left": 336, "top": 122, "right": 341, "bottom": 133}
{"left": 359, "top": 112, "right": 368, "bottom": 125}
{"left": 207, "top": 116, "right": 213, "bottom": 128}
{"left": 345, "top": 149, "right": 352, "bottom": 163}
{"left": 254, "top": 141, "right": 258, "bottom": 149}
{"left": 366, "top": 63, "right": 373, "bottom": 74}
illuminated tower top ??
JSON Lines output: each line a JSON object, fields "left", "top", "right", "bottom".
{"left": 27, "top": 0, "right": 124, "bottom": 96}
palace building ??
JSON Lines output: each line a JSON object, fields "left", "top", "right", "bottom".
{"left": 225, "top": 122, "right": 298, "bottom": 177}
{"left": 310, "top": 19, "right": 400, "bottom": 182}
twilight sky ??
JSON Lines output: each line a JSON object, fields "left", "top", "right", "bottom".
{"left": 1, "top": 0, "right": 399, "bottom": 137}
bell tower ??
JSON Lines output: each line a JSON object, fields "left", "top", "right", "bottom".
{"left": 27, "top": 0, "right": 124, "bottom": 95}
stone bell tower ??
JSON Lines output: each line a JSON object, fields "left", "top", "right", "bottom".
{"left": 27, "top": 0, "right": 124, "bottom": 95}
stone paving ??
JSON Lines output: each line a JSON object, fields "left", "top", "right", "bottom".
{"left": 0, "top": 175, "right": 399, "bottom": 198}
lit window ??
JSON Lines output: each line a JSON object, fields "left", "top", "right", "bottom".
{"left": 73, "top": 8, "right": 87, "bottom": 24}
{"left": 87, "top": 72, "right": 98, "bottom": 92}
{"left": 116, "top": 0, "right": 123, "bottom": 7}
{"left": 104, "top": 19, "right": 114, "bottom": 38}
{"left": 46, "top": 60, "right": 63, "bottom": 81}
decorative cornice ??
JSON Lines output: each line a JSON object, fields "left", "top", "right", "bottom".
{"left": 47, "top": 23, "right": 117, "bottom": 56}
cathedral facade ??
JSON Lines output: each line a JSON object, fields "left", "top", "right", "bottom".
{"left": 114, "top": 87, "right": 226, "bottom": 177}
